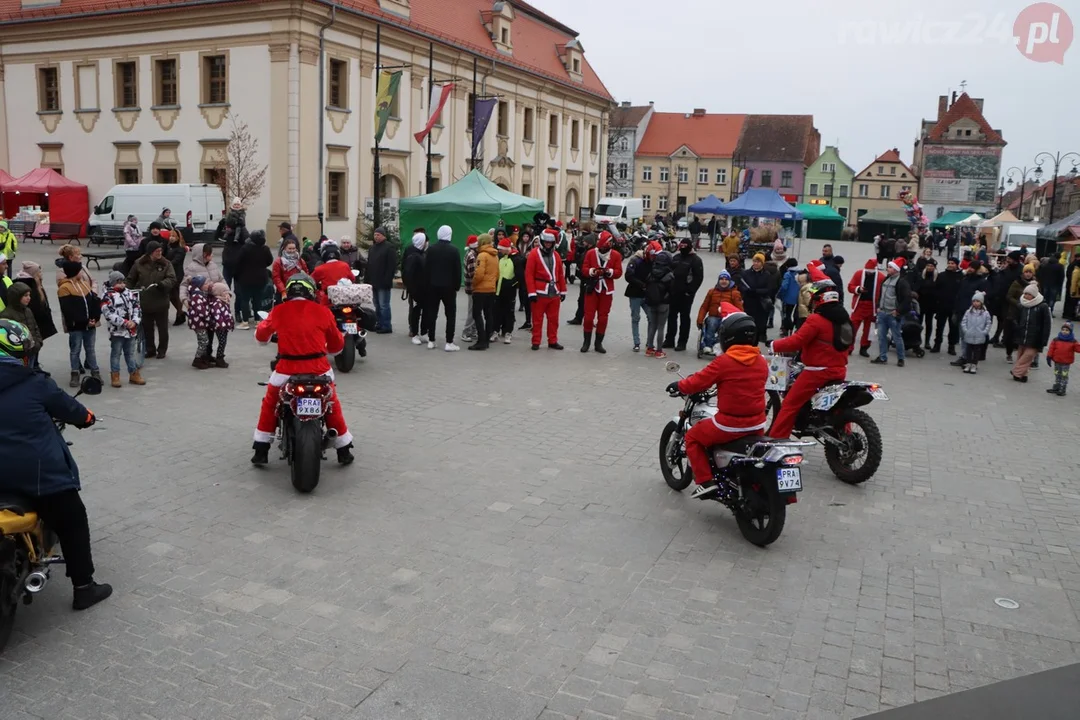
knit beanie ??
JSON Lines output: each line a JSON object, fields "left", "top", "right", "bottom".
{"left": 412, "top": 232, "right": 426, "bottom": 250}
{"left": 437, "top": 225, "right": 452, "bottom": 242}
{"left": 971, "top": 291, "right": 985, "bottom": 304}
{"left": 107, "top": 271, "right": 126, "bottom": 287}
{"left": 189, "top": 276, "right": 207, "bottom": 291}
{"left": 146, "top": 241, "right": 162, "bottom": 255}
{"left": 753, "top": 252, "right": 766, "bottom": 263}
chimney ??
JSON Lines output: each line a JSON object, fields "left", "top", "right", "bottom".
{"left": 649, "top": 101, "right": 654, "bottom": 106}
{"left": 951, "top": 91, "right": 957, "bottom": 105}
{"left": 937, "top": 95, "right": 948, "bottom": 120}
{"left": 692, "top": 108, "right": 706, "bottom": 117}
{"left": 620, "top": 101, "right": 630, "bottom": 108}
{"left": 973, "top": 98, "right": 984, "bottom": 112}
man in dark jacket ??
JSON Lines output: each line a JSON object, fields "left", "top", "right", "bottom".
{"left": 0, "top": 320, "right": 111, "bottom": 611}
{"left": 234, "top": 230, "right": 275, "bottom": 329}
{"left": 624, "top": 249, "right": 651, "bottom": 352}
{"left": 401, "top": 230, "right": 428, "bottom": 342}
{"left": 949, "top": 261, "right": 990, "bottom": 365}
{"left": 823, "top": 256, "right": 845, "bottom": 307}
{"left": 1036, "top": 256, "right": 1066, "bottom": 317}
{"left": 423, "top": 225, "right": 462, "bottom": 351}
{"left": 990, "top": 251, "right": 1023, "bottom": 345}
{"left": 664, "top": 238, "right": 705, "bottom": 350}
{"left": 278, "top": 222, "right": 299, "bottom": 253}
{"left": 933, "top": 257, "right": 962, "bottom": 353}
{"left": 739, "top": 252, "right": 774, "bottom": 344}
{"left": 688, "top": 216, "right": 702, "bottom": 249}
{"left": 126, "top": 242, "right": 177, "bottom": 358}
{"left": 914, "top": 258, "right": 939, "bottom": 350}
{"left": 363, "top": 227, "right": 397, "bottom": 333}
{"left": 567, "top": 231, "right": 596, "bottom": 325}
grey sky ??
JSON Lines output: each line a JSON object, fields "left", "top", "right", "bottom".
{"left": 538, "top": 0, "right": 1078, "bottom": 184}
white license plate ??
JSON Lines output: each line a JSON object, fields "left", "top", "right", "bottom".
{"left": 777, "top": 467, "right": 802, "bottom": 492}
{"left": 295, "top": 398, "right": 323, "bottom": 416}
{"left": 342, "top": 323, "right": 358, "bottom": 335}
{"left": 871, "top": 388, "right": 889, "bottom": 400}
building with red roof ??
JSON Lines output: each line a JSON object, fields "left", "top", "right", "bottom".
{"left": 849, "top": 148, "right": 919, "bottom": 224}
{"left": 732, "top": 115, "right": 820, "bottom": 206}
{"left": 0, "top": 0, "right": 615, "bottom": 240}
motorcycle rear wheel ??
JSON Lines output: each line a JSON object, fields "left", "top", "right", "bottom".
{"left": 659, "top": 421, "right": 693, "bottom": 491}
{"left": 735, "top": 482, "right": 786, "bottom": 547}
{"left": 824, "top": 408, "right": 882, "bottom": 485}
{"left": 290, "top": 419, "right": 323, "bottom": 493}
{"left": 335, "top": 335, "right": 356, "bottom": 373}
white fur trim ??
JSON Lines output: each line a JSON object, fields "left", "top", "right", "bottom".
{"left": 253, "top": 429, "right": 276, "bottom": 443}
{"left": 333, "top": 431, "right": 354, "bottom": 449}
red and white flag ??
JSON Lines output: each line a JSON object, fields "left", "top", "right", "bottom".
{"left": 414, "top": 82, "right": 454, "bottom": 145}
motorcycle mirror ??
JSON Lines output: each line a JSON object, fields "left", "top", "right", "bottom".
{"left": 79, "top": 375, "right": 103, "bottom": 396}
{"left": 665, "top": 362, "right": 681, "bottom": 374}
{"left": 351, "top": 269, "right": 360, "bottom": 278}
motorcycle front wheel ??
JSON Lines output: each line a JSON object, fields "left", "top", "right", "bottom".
{"left": 290, "top": 419, "right": 323, "bottom": 493}
{"left": 824, "top": 408, "right": 882, "bottom": 485}
{"left": 735, "top": 480, "right": 786, "bottom": 547}
{"left": 335, "top": 335, "right": 356, "bottom": 373}
{"left": 765, "top": 391, "right": 783, "bottom": 432}
{"left": 659, "top": 421, "right": 693, "bottom": 491}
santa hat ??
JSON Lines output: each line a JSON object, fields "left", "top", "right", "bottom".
{"left": 466, "top": 235, "right": 479, "bottom": 248}
{"left": 887, "top": 261, "right": 901, "bottom": 273}
{"left": 864, "top": 259, "right": 878, "bottom": 270}
{"left": 597, "top": 231, "right": 613, "bottom": 250}
{"left": 893, "top": 257, "right": 906, "bottom": 269}
{"left": 807, "top": 263, "right": 829, "bottom": 283}
{"left": 497, "top": 238, "right": 512, "bottom": 250}
{"left": 719, "top": 302, "right": 742, "bottom": 317}
{"left": 646, "top": 240, "right": 663, "bottom": 257}
{"left": 541, "top": 228, "right": 559, "bottom": 242}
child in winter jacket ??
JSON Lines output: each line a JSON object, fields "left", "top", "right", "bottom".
{"left": 777, "top": 263, "right": 801, "bottom": 336}
{"left": 100, "top": 271, "right": 145, "bottom": 387}
{"left": 1046, "top": 321, "right": 1080, "bottom": 396}
{"left": 0, "top": 281, "right": 42, "bottom": 367}
{"left": 186, "top": 276, "right": 215, "bottom": 369}
{"left": 696, "top": 271, "right": 744, "bottom": 354}
{"left": 795, "top": 270, "right": 812, "bottom": 329}
{"left": 959, "top": 291, "right": 992, "bottom": 374}
{"left": 208, "top": 282, "right": 235, "bottom": 368}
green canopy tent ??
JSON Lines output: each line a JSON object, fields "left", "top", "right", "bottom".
{"left": 930, "top": 210, "right": 982, "bottom": 230}
{"left": 791, "top": 203, "right": 845, "bottom": 241}
{"left": 855, "top": 208, "right": 911, "bottom": 243}
{"left": 398, "top": 170, "right": 544, "bottom": 251}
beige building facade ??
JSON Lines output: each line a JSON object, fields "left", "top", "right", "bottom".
{"left": 849, "top": 149, "right": 919, "bottom": 221}
{"left": 0, "top": 0, "right": 614, "bottom": 240}
{"left": 634, "top": 152, "right": 736, "bottom": 216}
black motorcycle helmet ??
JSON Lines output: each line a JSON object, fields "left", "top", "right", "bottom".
{"left": 718, "top": 312, "right": 759, "bottom": 352}
{"left": 285, "top": 273, "right": 317, "bottom": 301}
{"left": 321, "top": 241, "right": 341, "bottom": 262}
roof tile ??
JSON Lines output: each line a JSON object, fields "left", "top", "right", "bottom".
{"left": 636, "top": 112, "right": 745, "bottom": 159}
{"left": 735, "top": 115, "right": 819, "bottom": 164}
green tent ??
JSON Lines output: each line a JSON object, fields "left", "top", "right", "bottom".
{"left": 855, "top": 208, "right": 913, "bottom": 243}
{"left": 793, "top": 203, "right": 845, "bottom": 241}
{"left": 398, "top": 170, "right": 544, "bottom": 251}
{"left": 930, "top": 211, "right": 982, "bottom": 229}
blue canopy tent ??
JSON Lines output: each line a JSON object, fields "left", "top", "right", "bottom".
{"left": 687, "top": 194, "right": 726, "bottom": 215}
{"left": 718, "top": 188, "right": 803, "bottom": 220}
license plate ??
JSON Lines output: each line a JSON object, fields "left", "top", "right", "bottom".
{"left": 296, "top": 398, "right": 323, "bottom": 416}
{"left": 342, "top": 323, "right": 358, "bottom": 335}
{"left": 777, "top": 467, "right": 802, "bottom": 492}
{"left": 871, "top": 388, "right": 889, "bottom": 400}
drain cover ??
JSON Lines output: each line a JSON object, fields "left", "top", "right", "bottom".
{"left": 994, "top": 597, "right": 1020, "bottom": 609}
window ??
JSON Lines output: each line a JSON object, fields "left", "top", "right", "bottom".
{"left": 642, "top": 194, "right": 651, "bottom": 210}
{"left": 38, "top": 67, "right": 60, "bottom": 112}
{"left": 839, "top": 184, "right": 849, "bottom": 197}
{"left": 590, "top": 125, "right": 598, "bottom": 153}
{"left": 202, "top": 54, "right": 227, "bottom": 104}
{"left": 858, "top": 184, "right": 869, "bottom": 197}
{"left": 821, "top": 162, "right": 835, "bottom": 173}
{"left": 618, "top": 192, "right": 628, "bottom": 198}
{"left": 156, "top": 168, "right": 178, "bottom": 183}
{"left": 619, "top": 137, "right": 629, "bottom": 152}
{"left": 658, "top": 196, "right": 668, "bottom": 211}
{"left": 880, "top": 185, "right": 891, "bottom": 198}
{"left": 964, "top": 129, "right": 972, "bottom": 137}
{"left": 677, "top": 166, "right": 688, "bottom": 183}
{"left": 500, "top": 27, "right": 509, "bottom": 45}
{"left": 497, "top": 100, "right": 509, "bottom": 136}
{"left": 115, "top": 61, "right": 138, "bottom": 108}
{"left": 781, "top": 170, "right": 792, "bottom": 187}
{"left": 548, "top": 113, "right": 558, "bottom": 145}
{"left": 522, "top": 183, "right": 531, "bottom": 197}
{"left": 618, "top": 163, "right": 628, "bottom": 180}
{"left": 547, "top": 184, "right": 556, "bottom": 214}
{"left": 877, "top": 165, "right": 884, "bottom": 175}
{"left": 606, "top": 163, "right": 614, "bottom": 180}
{"left": 572, "top": 57, "right": 581, "bottom": 73}
{"left": 761, "top": 170, "right": 773, "bottom": 187}
{"left": 523, "top": 107, "right": 534, "bottom": 141}
{"left": 203, "top": 167, "right": 225, "bottom": 188}
{"left": 698, "top": 167, "right": 709, "bottom": 184}
{"left": 642, "top": 166, "right": 652, "bottom": 182}
{"left": 327, "top": 171, "right": 346, "bottom": 218}
{"left": 809, "top": 183, "right": 819, "bottom": 196}
{"left": 118, "top": 168, "right": 140, "bottom": 184}
{"left": 328, "top": 58, "right": 347, "bottom": 108}
{"left": 571, "top": 119, "right": 580, "bottom": 150}
{"left": 715, "top": 168, "right": 727, "bottom": 184}
{"left": 659, "top": 167, "right": 669, "bottom": 183}
{"left": 828, "top": 162, "right": 836, "bottom": 172}
{"left": 155, "top": 58, "right": 178, "bottom": 106}
{"left": 889, "top": 166, "right": 896, "bottom": 175}
{"left": 823, "top": 183, "right": 833, "bottom": 197}
{"left": 901, "top": 185, "right": 911, "bottom": 192}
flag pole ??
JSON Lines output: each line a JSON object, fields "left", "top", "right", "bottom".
{"left": 470, "top": 56, "right": 478, "bottom": 170}
{"left": 373, "top": 24, "right": 382, "bottom": 230}
{"left": 426, "top": 41, "right": 434, "bottom": 194}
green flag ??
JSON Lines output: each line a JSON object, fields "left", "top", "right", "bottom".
{"left": 374, "top": 70, "right": 402, "bottom": 143}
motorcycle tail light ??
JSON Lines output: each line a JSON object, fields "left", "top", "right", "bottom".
{"left": 786, "top": 495, "right": 798, "bottom": 505}
{"left": 342, "top": 307, "right": 353, "bottom": 314}
{"left": 313, "top": 385, "right": 323, "bottom": 394}
{"left": 783, "top": 455, "right": 803, "bottom": 465}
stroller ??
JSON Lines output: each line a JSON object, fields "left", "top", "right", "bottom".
{"left": 900, "top": 299, "right": 926, "bottom": 358}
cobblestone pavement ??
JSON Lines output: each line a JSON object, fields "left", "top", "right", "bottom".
{"left": 2, "top": 240, "right": 1079, "bottom": 720}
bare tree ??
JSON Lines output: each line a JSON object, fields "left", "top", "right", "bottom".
{"left": 214, "top": 112, "right": 268, "bottom": 205}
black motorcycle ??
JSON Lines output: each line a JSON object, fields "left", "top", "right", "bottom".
{"left": 330, "top": 303, "right": 372, "bottom": 373}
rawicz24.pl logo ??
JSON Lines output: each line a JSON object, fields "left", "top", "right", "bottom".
{"left": 1014, "top": 3, "right": 1073, "bottom": 64}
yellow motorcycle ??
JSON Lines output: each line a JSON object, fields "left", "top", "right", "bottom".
{"left": 0, "top": 375, "right": 102, "bottom": 652}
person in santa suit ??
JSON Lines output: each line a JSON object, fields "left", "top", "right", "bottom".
{"left": 525, "top": 228, "right": 567, "bottom": 350}
{"left": 665, "top": 307, "right": 769, "bottom": 500}
{"left": 310, "top": 240, "right": 355, "bottom": 306}
{"left": 767, "top": 280, "right": 853, "bottom": 439}
{"left": 580, "top": 230, "right": 623, "bottom": 354}
{"left": 250, "top": 273, "right": 355, "bottom": 466}
{"left": 847, "top": 258, "right": 884, "bottom": 357}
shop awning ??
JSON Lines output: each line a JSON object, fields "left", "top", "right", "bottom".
{"left": 857, "top": 208, "right": 911, "bottom": 226}
{"left": 930, "top": 211, "right": 982, "bottom": 229}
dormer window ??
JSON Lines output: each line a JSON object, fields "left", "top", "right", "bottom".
{"left": 377, "top": 0, "right": 410, "bottom": 18}
{"left": 489, "top": 1, "right": 515, "bottom": 55}
{"left": 558, "top": 38, "right": 584, "bottom": 83}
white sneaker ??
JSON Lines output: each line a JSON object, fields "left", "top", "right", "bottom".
{"left": 411, "top": 336, "right": 422, "bottom": 346}
{"left": 427, "top": 341, "right": 436, "bottom": 350}
{"left": 236, "top": 321, "right": 250, "bottom": 330}
{"left": 712, "top": 343, "right": 723, "bottom": 355}
{"left": 703, "top": 346, "right": 714, "bottom": 355}
{"left": 490, "top": 332, "right": 499, "bottom": 342}
{"left": 503, "top": 334, "right": 512, "bottom": 345}
{"left": 445, "top": 343, "right": 460, "bottom": 352}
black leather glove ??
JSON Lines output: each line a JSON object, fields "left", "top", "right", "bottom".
{"left": 75, "top": 411, "right": 96, "bottom": 429}
{"left": 666, "top": 381, "right": 682, "bottom": 396}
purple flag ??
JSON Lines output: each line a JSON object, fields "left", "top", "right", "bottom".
{"left": 471, "top": 97, "right": 497, "bottom": 157}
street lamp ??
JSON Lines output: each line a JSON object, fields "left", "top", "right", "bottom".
{"left": 1006, "top": 165, "right": 1039, "bottom": 221}
{"left": 997, "top": 178, "right": 1006, "bottom": 213}
{"left": 1033, "top": 150, "right": 1080, "bottom": 225}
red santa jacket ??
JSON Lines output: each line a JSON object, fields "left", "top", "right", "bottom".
{"left": 581, "top": 247, "right": 624, "bottom": 296}
{"left": 525, "top": 247, "right": 567, "bottom": 298}
{"left": 848, "top": 261, "right": 884, "bottom": 315}
{"left": 255, "top": 298, "right": 343, "bottom": 376}
{"left": 311, "top": 259, "right": 355, "bottom": 306}
{"left": 771, "top": 312, "right": 850, "bottom": 371}
{"left": 677, "top": 346, "right": 769, "bottom": 432}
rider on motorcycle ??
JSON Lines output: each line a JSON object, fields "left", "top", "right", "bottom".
{"left": 767, "top": 277, "right": 854, "bottom": 439}
{"left": 0, "top": 319, "right": 112, "bottom": 610}
{"left": 311, "top": 240, "right": 354, "bottom": 304}
{"left": 665, "top": 308, "right": 769, "bottom": 500}
{"left": 251, "top": 274, "right": 355, "bottom": 466}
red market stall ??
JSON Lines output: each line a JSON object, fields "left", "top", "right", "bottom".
{"left": 1, "top": 168, "right": 90, "bottom": 234}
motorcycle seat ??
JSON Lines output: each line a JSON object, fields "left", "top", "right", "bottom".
{"left": 0, "top": 494, "right": 39, "bottom": 535}
{"left": 715, "top": 435, "right": 773, "bottom": 456}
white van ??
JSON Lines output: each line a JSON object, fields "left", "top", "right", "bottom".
{"left": 594, "top": 197, "right": 645, "bottom": 226}
{"left": 90, "top": 184, "right": 226, "bottom": 236}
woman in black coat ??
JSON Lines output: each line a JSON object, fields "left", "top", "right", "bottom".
{"left": 739, "top": 253, "right": 773, "bottom": 343}
{"left": 13, "top": 262, "right": 58, "bottom": 341}
{"left": 233, "top": 230, "right": 274, "bottom": 327}
{"left": 166, "top": 230, "right": 188, "bottom": 325}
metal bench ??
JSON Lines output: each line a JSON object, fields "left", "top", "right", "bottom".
{"left": 4, "top": 220, "right": 35, "bottom": 241}
{"left": 82, "top": 250, "right": 126, "bottom": 270}
{"left": 30, "top": 222, "right": 83, "bottom": 245}
{"left": 88, "top": 225, "right": 126, "bottom": 247}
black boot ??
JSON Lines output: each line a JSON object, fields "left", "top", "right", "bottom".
{"left": 337, "top": 444, "right": 355, "bottom": 465}
{"left": 594, "top": 333, "right": 607, "bottom": 354}
{"left": 949, "top": 357, "right": 966, "bottom": 367}
{"left": 580, "top": 332, "right": 592, "bottom": 352}
{"left": 858, "top": 347, "right": 870, "bottom": 358}
{"left": 947, "top": 345, "right": 956, "bottom": 356}
{"left": 251, "top": 441, "right": 270, "bottom": 466}
{"left": 73, "top": 581, "right": 113, "bottom": 611}
{"left": 567, "top": 317, "right": 583, "bottom": 326}
{"left": 930, "top": 343, "right": 941, "bottom": 353}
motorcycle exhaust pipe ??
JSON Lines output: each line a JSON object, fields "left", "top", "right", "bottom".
{"left": 25, "top": 571, "right": 48, "bottom": 593}
{"left": 323, "top": 428, "right": 338, "bottom": 450}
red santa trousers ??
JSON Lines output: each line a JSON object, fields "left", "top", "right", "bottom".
{"left": 685, "top": 420, "right": 762, "bottom": 485}
{"left": 531, "top": 295, "right": 561, "bottom": 346}
{"left": 851, "top": 305, "right": 876, "bottom": 350}
{"left": 254, "top": 371, "right": 352, "bottom": 448}
{"left": 768, "top": 367, "right": 847, "bottom": 439}
{"left": 583, "top": 293, "right": 613, "bottom": 334}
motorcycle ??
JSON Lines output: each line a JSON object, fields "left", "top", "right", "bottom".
{"left": 659, "top": 362, "right": 810, "bottom": 547}
{"left": 764, "top": 355, "right": 887, "bottom": 485}
{"left": 0, "top": 375, "right": 102, "bottom": 652}
{"left": 327, "top": 272, "right": 374, "bottom": 374}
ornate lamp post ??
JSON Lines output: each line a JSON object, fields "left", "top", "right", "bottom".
{"left": 1033, "top": 151, "right": 1080, "bottom": 225}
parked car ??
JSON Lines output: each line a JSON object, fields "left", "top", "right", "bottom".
{"left": 90, "top": 183, "right": 226, "bottom": 239}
